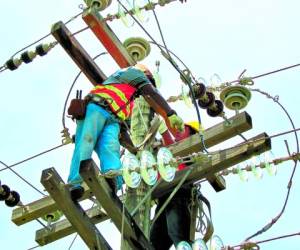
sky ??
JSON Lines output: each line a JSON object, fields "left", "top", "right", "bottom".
{"left": 1, "top": 0, "right": 300, "bottom": 249}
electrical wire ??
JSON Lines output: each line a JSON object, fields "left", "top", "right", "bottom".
{"left": 27, "top": 245, "right": 40, "bottom": 250}
{"left": 229, "top": 231, "right": 300, "bottom": 250}
{"left": 11, "top": 10, "right": 84, "bottom": 58}
{"left": 212, "top": 127, "right": 300, "bottom": 156}
{"left": 2, "top": 8, "right": 84, "bottom": 72}
{"left": 0, "top": 161, "right": 45, "bottom": 196}
{"left": 243, "top": 88, "right": 299, "bottom": 241}
{"left": 149, "top": 41, "right": 249, "bottom": 144}
{"left": 68, "top": 232, "right": 79, "bottom": 250}
{"left": 146, "top": 0, "right": 208, "bottom": 152}
{"left": 148, "top": 41, "right": 197, "bottom": 82}
{"left": 225, "top": 63, "right": 300, "bottom": 86}
{"left": 62, "top": 52, "right": 107, "bottom": 128}
{"left": 0, "top": 144, "right": 65, "bottom": 172}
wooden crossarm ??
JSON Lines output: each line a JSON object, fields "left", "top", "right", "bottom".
{"left": 51, "top": 21, "right": 107, "bottom": 85}
{"left": 152, "top": 132, "right": 271, "bottom": 197}
{"left": 82, "top": 8, "right": 135, "bottom": 68}
{"left": 41, "top": 168, "right": 112, "bottom": 250}
{"left": 35, "top": 205, "right": 108, "bottom": 246}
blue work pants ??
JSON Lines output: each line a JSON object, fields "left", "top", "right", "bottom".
{"left": 68, "top": 103, "right": 121, "bottom": 186}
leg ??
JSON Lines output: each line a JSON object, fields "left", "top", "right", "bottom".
{"left": 68, "top": 103, "right": 110, "bottom": 185}
{"left": 165, "top": 196, "right": 192, "bottom": 247}
{"left": 95, "top": 117, "right": 121, "bottom": 173}
{"left": 150, "top": 201, "right": 173, "bottom": 250}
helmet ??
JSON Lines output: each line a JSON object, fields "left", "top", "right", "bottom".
{"left": 134, "top": 63, "right": 156, "bottom": 86}
{"left": 185, "top": 121, "right": 201, "bottom": 133}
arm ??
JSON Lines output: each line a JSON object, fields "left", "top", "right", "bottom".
{"left": 139, "top": 84, "right": 174, "bottom": 116}
{"left": 139, "top": 84, "right": 183, "bottom": 134}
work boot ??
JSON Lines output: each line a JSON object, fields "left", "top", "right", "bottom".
{"left": 102, "top": 169, "right": 120, "bottom": 178}
{"left": 70, "top": 186, "right": 84, "bottom": 201}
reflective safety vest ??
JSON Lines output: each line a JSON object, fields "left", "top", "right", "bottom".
{"left": 90, "top": 83, "right": 136, "bottom": 121}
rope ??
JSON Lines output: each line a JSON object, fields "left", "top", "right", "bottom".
{"left": 151, "top": 168, "right": 193, "bottom": 225}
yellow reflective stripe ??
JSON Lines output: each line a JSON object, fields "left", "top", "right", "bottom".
{"left": 104, "top": 85, "right": 131, "bottom": 115}
{"left": 94, "top": 85, "right": 131, "bottom": 116}
{"left": 94, "top": 85, "right": 128, "bottom": 102}
{"left": 94, "top": 93, "right": 126, "bottom": 120}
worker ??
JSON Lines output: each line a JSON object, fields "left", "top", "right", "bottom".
{"left": 67, "top": 64, "right": 185, "bottom": 200}
{"left": 150, "top": 121, "right": 200, "bottom": 250}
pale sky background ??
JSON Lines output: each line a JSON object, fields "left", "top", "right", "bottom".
{"left": 1, "top": 0, "right": 300, "bottom": 249}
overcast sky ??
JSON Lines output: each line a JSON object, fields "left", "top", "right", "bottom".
{"left": 1, "top": 0, "right": 300, "bottom": 249}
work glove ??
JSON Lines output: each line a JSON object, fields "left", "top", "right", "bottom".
{"left": 158, "top": 120, "right": 168, "bottom": 135}
{"left": 168, "top": 114, "right": 184, "bottom": 132}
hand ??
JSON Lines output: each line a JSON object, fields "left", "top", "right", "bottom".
{"left": 168, "top": 114, "right": 184, "bottom": 132}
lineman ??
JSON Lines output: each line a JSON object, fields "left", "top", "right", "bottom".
{"left": 150, "top": 121, "right": 200, "bottom": 249}
{"left": 67, "top": 64, "right": 184, "bottom": 200}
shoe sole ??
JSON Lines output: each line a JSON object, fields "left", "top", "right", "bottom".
{"left": 102, "top": 170, "right": 120, "bottom": 178}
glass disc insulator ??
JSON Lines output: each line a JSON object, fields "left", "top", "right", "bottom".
{"left": 140, "top": 150, "right": 158, "bottom": 185}
{"left": 210, "top": 235, "right": 224, "bottom": 250}
{"left": 177, "top": 241, "right": 192, "bottom": 250}
{"left": 122, "top": 153, "right": 141, "bottom": 188}
{"left": 192, "top": 238, "right": 208, "bottom": 250}
{"left": 157, "top": 147, "right": 176, "bottom": 182}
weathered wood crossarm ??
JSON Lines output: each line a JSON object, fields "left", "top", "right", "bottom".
{"left": 41, "top": 168, "right": 111, "bottom": 250}
{"left": 82, "top": 8, "right": 135, "bottom": 68}
{"left": 152, "top": 132, "right": 271, "bottom": 197}
{"left": 35, "top": 205, "right": 108, "bottom": 246}
{"left": 51, "top": 21, "right": 107, "bottom": 85}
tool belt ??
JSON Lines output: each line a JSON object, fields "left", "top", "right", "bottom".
{"left": 86, "top": 94, "right": 112, "bottom": 108}
{"left": 67, "top": 98, "right": 88, "bottom": 120}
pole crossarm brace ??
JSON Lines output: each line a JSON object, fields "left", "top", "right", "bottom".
{"left": 153, "top": 132, "right": 271, "bottom": 197}
{"left": 80, "top": 160, "right": 154, "bottom": 250}
{"left": 51, "top": 21, "right": 107, "bottom": 86}
{"left": 11, "top": 111, "right": 252, "bottom": 226}
{"left": 82, "top": 8, "right": 135, "bottom": 68}
{"left": 82, "top": 8, "right": 135, "bottom": 67}
{"left": 40, "top": 167, "right": 112, "bottom": 250}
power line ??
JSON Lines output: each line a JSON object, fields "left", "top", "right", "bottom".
{"left": 0, "top": 144, "right": 65, "bottom": 172}
{"left": 228, "top": 231, "right": 300, "bottom": 250}
{"left": 0, "top": 161, "right": 45, "bottom": 196}
{"left": 243, "top": 88, "right": 299, "bottom": 241}
{"left": 1, "top": 9, "right": 85, "bottom": 73}
{"left": 226, "top": 63, "right": 300, "bottom": 86}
